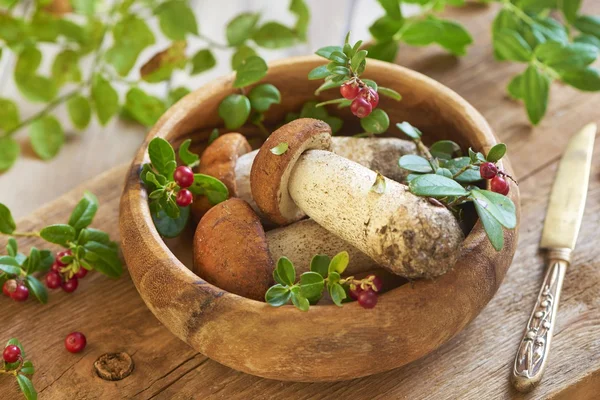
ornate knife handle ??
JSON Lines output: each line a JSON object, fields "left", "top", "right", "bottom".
{"left": 511, "top": 248, "right": 571, "bottom": 393}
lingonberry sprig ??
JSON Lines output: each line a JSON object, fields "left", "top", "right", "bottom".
{"left": 265, "top": 252, "right": 384, "bottom": 311}
{"left": 397, "top": 121, "right": 518, "bottom": 251}
{"left": 141, "top": 138, "right": 229, "bottom": 238}
{"left": 309, "top": 32, "right": 402, "bottom": 136}
{"left": 1, "top": 339, "right": 37, "bottom": 400}
{"left": 0, "top": 192, "right": 122, "bottom": 302}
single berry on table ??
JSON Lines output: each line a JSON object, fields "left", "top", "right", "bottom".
{"left": 176, "top": 188, "right": 193, "bottom": 207}
{"left": 3, "top": 344, "right": 21, "bottom": 363}
{"left": 65, "top": 332, "right": 87, "bottom": 354}
{"left": 45, "top": 271, "right": 62, "bottom": 289}
{"left": 2, "top": 279, "right": 16, "bottom": 297}
{"left": 174, "top": 166, "right": 194, "bottom": 188}
{"left": 491, "top": 175, "right": 510, "bottom": 195}
{"left": 367, "top": 274, "right": 383, "bottom": 292}
{"left": 480, "top": 162, "right": 498, "bottom": 180}
{"left": 350, "top": 96, "right": 372, "bottom": 118}
{"left": 75, "top": 268, "right": 88, "bottom": 279}
{"left": 363, "top": 87, "right": 379, "bottom": 108}
{"left": 55, "top": 249, "right": 72, "bottom": 267}
{"left": 11, "top": 284, "right": 29, "bottom": 302}
{"left": 340, "top": 81, "right": 360, "bottom": 100}
{"left": 348, "top": 285, "right": 363, "bottom": 300}
{"left": 358, "top": 290, "right": 378, "bottom": 309}
{"left": 62, "top": 277, "right": 78, "bottom": 293}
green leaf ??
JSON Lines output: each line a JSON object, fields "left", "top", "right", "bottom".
{"left": 436, "top": 168, "right": 453, "bottom": 179}
{"left": 290, "top": 286, "right": 310, "bottom": 311}
{"left": 315, "top": 46, "right": 343, "bottom": 59}
{"left": 78, "top": 228, "right": 113, "bottom": 247}
{"left": 233, "top": 55, "right": 268, "bottom": 88}
{"left": 402, "top": 17, "right": 472, "bottom": 56}
{"left": 535, "top": 42, "right": 598, "bottom": 70}
{"left": 308, "top": 65, "right": 329, "bottom": 80}
{"left": 226, "top": 13, "right": 260, "bottom": 46}
{"left": 441, "top": 157, "right": 481, "bottom": 183}
{"left": 83, "top": 241, "right": 123, "bottom": 278}
{"left": 265, "top": 284, "right": 291, "bottom": 306}
{"left": 140, "top": 41, "right": 188, "bottom": 83}
{"left": 377, "top": 86, "right": 402, "bottom": 101}
{"left": 274, "top": 256, "right": 296, "bottom": 286}
{"left": 155, "top": 0, "right": 198, "bottom": 40}
{"left": 290, "top": 0, "right": 310, "bottom": 41}
{"left": 0, "top": 137, "right": 19, "bottom": 172}
{"left": 0, "top": 256, "right": 21, "bottom": 275}
{"left": 270, "top": 142, "right": 289, "bottom": 155}
{"left": 398, "top": 155, "right": 433, "bottom": 173}
{"left": 40, "top": 224, "right": 76, "bottom": 246}
{"left": 124, "top": 88, "right": 167, "bottom": 127}
{"left": 13, "top": 46, "right": 57, "bottom": 102}
{"left": 377, "top": 0, "right": 402, "bottom": 19}
{"left": 67, "top": 95, "right": 91, "bottom": 130}
{"left": 39, "top": 250, "right": 54, "bottom": 272}
{"left": 190, "top": 49, "right": 216, "bottom": 75}
{"left": 16, "top": 374, "right": 37, "bottom": 400}
{"left": 299, "top": 101, "right": 343, "bottom": 133}
{"left": 68, "top": 191, "right": 98, "bottom": 232}
{"left": 310, "top": 254, "right": 330, "bottom": 278}
{"left": 493, "top": 29, "right": 533, "bottom": 62}
{"left": 178, "top": 139, "right": 200, "bottom": 167}
{"left": 430, "top": 140, "right": 461, "bottom": 160}
{"left": 574, "top": 34, "right": 600, "bottom": 49}
{"left": 248, "top": 83, "right": 281, "bottom": 112}
{"left": 20, "top": 360, "right": 34, "bottom": 375}
{"left": 470, "top": 188, "right": 517, "bottom": 229}
{"left": 408, "top": 174, "right": 470, "bottom": 197}
{"left": 168, "top": 87, "right": 191, "bottom": 106}
{"left": 71, "top": 0, "right": 97, "bottom": 15}
{"left": 253, "top": 22, "right": 296, "bottom": 49}
{"left": 6, "top": 238, "right": 17, "bottom": 257}
{"left": 51, "top": 50, "right": 81, "bottom": 87}
{"left": 329, "top": 283, "right": 346, "bottom": 306}
{"left": 521, "top": 64, "right": 551, "bottom": 125}
{"left": 148, "top": 138, "right": 176, "bottom": 178}
{"left": 14, "top": 47, "right": 41, "bottom": 78}
{"left": 0, "top": 13, "right": 25, "bottom": 46}
{"left": 25, "top": 275, "right": 47, "bottom": 304}
{"left": 507, "top": 73, "right": 523, "bottom": 100}
{"left": 0, "top": 204, "right": 15, "bottom": 234}
{"left": 152, "top": 206, "right": 190, "bottom": 238}
{"left": 473, "top": 197, "right": 504, "bottom": 251}
{"left": 208, "top": 129, "right": 219, "bottom": 144}
{"left": 328, "top": 251, "right": 349, "bottom": 275}
{"left": 559, "top": 67, "right": 600, "bottom": 91}
{"left": 369, "top": 15, "right": 404, "bottom": 41}
{"left": 218, "top": 94, "right": 251, "bottom": 129}
{"left": 396, "top": 121, "right": 422, "bottom": 139}
{"left": 360, "top": 109, "right": 389, "bottom": 134}
{"left": 24, "top": 247, "right": 40, "bottom": 274}
{"left": 29, "top": 116, "right": 64, "bottom": 161}
{"left": 91, "top": 75, "right": 119, "bottom": 125}
{"left": 574, "top": 16, "right": 600, "bottom": 39}
{"left": 106, "top": 16, "right": 155, "bottom": 76}
{"left": 231, "top": 45, "right": 257, "bottom": 70}
{"left": 188, "top": 174, "right": 229, "bottom": 205}
{"left": 299, "top": 271, "right": 325, "bottom": 304}
{"left": 486, "top": 143, "right": 506, "bottom": 163}
{"left": 0, "top": 98, "right": 20, "bottom": 132}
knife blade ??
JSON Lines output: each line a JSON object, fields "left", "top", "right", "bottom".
{"left": 511, "top": 123, "right": 596, "bottom": 393}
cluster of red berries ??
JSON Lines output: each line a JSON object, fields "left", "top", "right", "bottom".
{"left": 480, "top": 162, "right": 510, "bottom": 195}
{"left": 44, "top": 250, "right": 87, "bottom": 294}
{"left": 340, "top": 80, "right": 379, "bottom": 118}
{"left": 2, "top": 279, "right": 29, "bottom": 302}
{"left": 348, "top": 274, "right": 383, "bottom": 309}
{"left": 173, "top": 166, "right": 194, "bottom": 207}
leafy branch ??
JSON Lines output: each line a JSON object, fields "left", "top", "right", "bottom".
{"left": 1, "top": 338, "right": 36, "bottom": 400}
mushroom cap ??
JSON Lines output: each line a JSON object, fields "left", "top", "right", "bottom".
{"left": 250, "top": 118, "right": 332, "bottom": 225}
{"left": 193, "top": 198, "right": 274, "bottom": 301}
{"left": 191, "top": 133, "right": 252, "bottom": 221}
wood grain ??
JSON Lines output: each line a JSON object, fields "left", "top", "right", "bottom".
{"left": 1, "top": 1, "right": 600, "bottom": 398}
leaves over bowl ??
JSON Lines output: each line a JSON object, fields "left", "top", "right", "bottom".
{"left": 119, "top": 56, "right": 520, "bottom": 382}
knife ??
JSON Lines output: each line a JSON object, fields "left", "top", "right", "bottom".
{"left": 511, "top": 123, "right": 596, "bottom": 393}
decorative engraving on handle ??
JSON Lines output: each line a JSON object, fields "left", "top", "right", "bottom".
{"left": 511, "top": 249, "right": 570, "bottom": 392}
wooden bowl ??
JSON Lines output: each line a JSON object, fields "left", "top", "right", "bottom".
{"left": 119, "top": 56, "right": 520, "bottom": 382}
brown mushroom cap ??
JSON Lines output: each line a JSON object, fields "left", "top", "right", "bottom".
{"left": 193, "top": 198, "right": 274, "bottom": 301}
{"left": 191, "top": 133, "right": 252, "bottom": 221}
{"left": 250, "top": 118, "right": 332, "bottom": 225}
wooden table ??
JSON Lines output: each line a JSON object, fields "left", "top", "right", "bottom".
{"left": 2, "top": 3, "right": 600, "bottom": 399}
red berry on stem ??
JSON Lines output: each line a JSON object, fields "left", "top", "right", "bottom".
{"left": 367, "top": 274, "right": 383, "bottom": 292}
{"left": 491, "top": 176, "right": 510, "bottom": 195}
{"left": 174, "top": 166, "right": 194, "bottom": 188}
{"left": 11, "top": 284, "right": 29, "bottom": 302}
{"left": 340, "top": 81, "right": 360, "bottom": 100}
{"left": 55, "top": 249, "right": 72, "bottom": 267}
{"left": 75, "top": 268, "right": 88, "bottom": 279}
{"left": 51, "top": 262, "right": 62, "bottom": 272}
{"left": 45, "top": 271, "right": 62, "bottom": 289}
{"left": 176, "top": 189, "right": 193, "bottom": 207}
{"left": 2, "top": 279, "right": 16, "bottom": 297}
{"left": 480, "top": 162, "right": 498, "bottom": 180}
{"left": 3, "top": 345, "right": 21, "bottom": 363}
{"left": 364, "top": 87, "right": 379, "bottom": 108}
{"left": 61, "top": 277, "right": 78, "bottom": 293}
{"left": 348, "top": 285, "right": 363, "bottom": 300}
{"left": 65, "top": 332, "right": 87, "bottom": 354}
{"left": 358, "top": 290, "right": 378, "bottom": 309}
{"left": 350, "top": 96, "right": 372, "bottom": 118}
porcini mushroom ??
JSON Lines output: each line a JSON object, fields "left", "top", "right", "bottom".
{"left": 191, "top": 131, "right": 417, "bottom": 220}
{"left": 250, "top": 118, "right": 464, "bottom": 278}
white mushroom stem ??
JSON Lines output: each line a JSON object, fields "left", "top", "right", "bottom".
{"left": 235, "top": 137, "right": 416, "bottom": 215}
{"left": 265, "top": 219, "right": 378, "bottom": 275}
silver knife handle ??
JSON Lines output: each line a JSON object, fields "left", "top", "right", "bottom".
{"left": 511, "top": 248, "right": 571, "bottom": 393}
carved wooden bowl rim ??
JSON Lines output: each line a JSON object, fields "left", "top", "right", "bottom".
{"left": 119, "top": 55, "right": 520, "bottom": 382}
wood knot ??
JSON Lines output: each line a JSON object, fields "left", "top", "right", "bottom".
{"left": 94, "top": 352, "right": 134, "bottom": 381}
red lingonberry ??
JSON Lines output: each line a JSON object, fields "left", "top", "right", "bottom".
{"left": 11, "top": 284, "right": 29, "bottom": 302}
{"left": 55, "top": 249, "right": 72, "bottom": 267}
{"left": 363, "top": 87, "right": 379, "bottom": 108}
{"left": 350, "top": 96, "right": 372, "bottom": 118}
{"left": 480, "top": 162, "right": 498, "bottom": 180}
{"left": 348, "top": 285, "right": 363, "bottom": 300}
{"left": 340, "top": 81, "right": 360, "bottom": 100}
{"left": 65, "top": 332, "right": 87, "bottom": 354}
{"left": 367, "top": 274, "right": 383, "bottom": 292}
{"left": 61, "top": 277, "right": 78, "bottom": 293}
{"left": 3, "top": 345, "right": 21, "bottom": 363}
{"left": 45, "top": 271, "right": 62, "bottom": 289}
{"left": 51, "top": 262, "right": 62, "bottom": 272}
{"left": 2, "top": 279, "right": 16, "bottom": 297}
{"left": 174, "top": 166, "right": 194, "bottom": 188}
{"left": 491, "top": 176, "right": 510, "bottom": 195}
{"left": 176, "top": 189, "right": 193, "bottom": 207}
{"left": 75, "top": 268, "right": 88, "bottom": 279}
{"left": 358, "top": 289, "right": 378, "bottom": 309}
